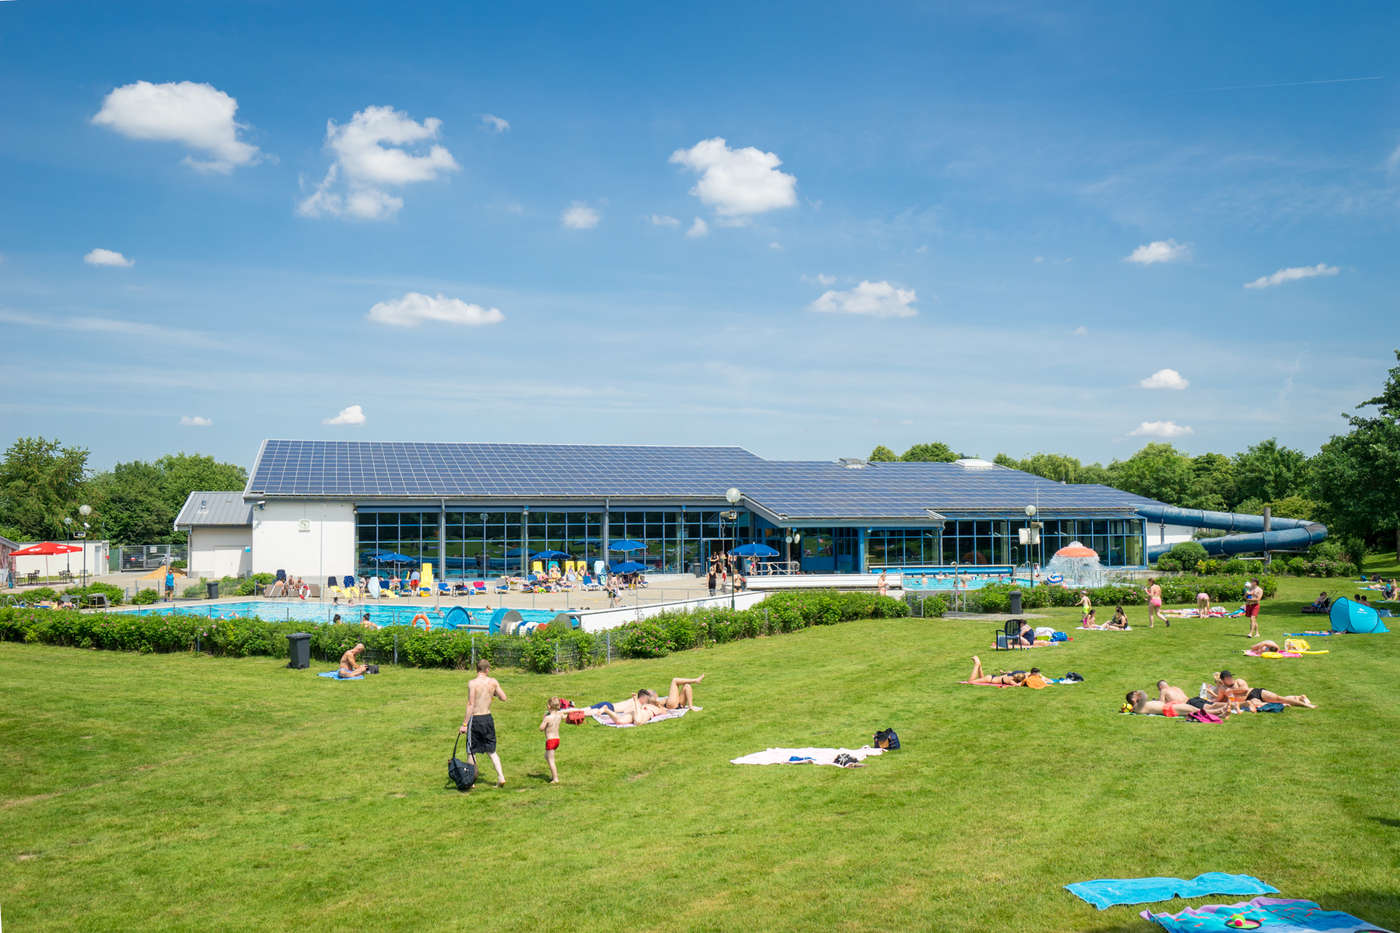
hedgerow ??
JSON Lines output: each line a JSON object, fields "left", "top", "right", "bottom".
{"left": 0, "top": 590, "right": 910, "bottom": 671}
{"left": 965, "top": 576, "right": 1279, "bottom": 614}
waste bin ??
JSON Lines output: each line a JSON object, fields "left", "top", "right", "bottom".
{"left": 1008, "top": 589, "right": 1022, "bottom": 615}
{"left": 206, "top": 581, "right": 220, "bottom": 600}
{"left": 287, "top": 632, "right": 311, "bottom": 669}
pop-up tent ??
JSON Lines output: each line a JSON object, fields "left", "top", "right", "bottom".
{"left": 1329, "top": 597, "right": 1389, "bottom": 634}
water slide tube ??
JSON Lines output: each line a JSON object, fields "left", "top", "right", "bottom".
{"left": 1137, "top": 504, "right": 1327, "bottom": 561}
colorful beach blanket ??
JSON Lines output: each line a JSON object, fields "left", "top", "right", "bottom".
{"left": 591, "top": 707, "right": 689, "bottom": 728}
{"left": 1141, "top": 896, "right": 1393, "bottom": 932}
{"left": 317, "top": 670, "right": 362, "bottom": 680}
{"left": 1067, "top": 873, "right": 1277, "bottom": 910}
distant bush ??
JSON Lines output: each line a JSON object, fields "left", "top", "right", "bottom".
{"left": 132, "top": 589, "right": 160, "bottom": 605}
{"left": 964, "top": 576, "right": 1280, "bottom": 614}
{"left": 18, "top": 587, "right": 63, "bottom": 604}
{"left": 171, "top": 559, "right": 187, "bottom": 570}
{"left": 1159, "top": 541, "right": 1208, "bottom": 571}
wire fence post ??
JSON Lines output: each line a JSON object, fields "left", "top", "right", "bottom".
{"left": 554, "top": 640, "right": 561, "bottom": 672}
{"left": 471, "top": 635, "right": 476, "bottom": 668}
{"left": 393, "top": 631, "right": 399, "bottom": 666}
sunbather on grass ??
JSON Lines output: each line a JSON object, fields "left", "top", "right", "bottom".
{"left": 1156, "top": 680, "right": 1229, "bottom": 715}
{"left": 966, "top": 656, "right": 1026, "bottom": 686}
{"left": 1127, "top": 689, "right": 1224, "bottom": 717}
{"left": 594, "top": 690, "right": 668, "bottom": 724}
{"left": 656, "top": 675, "right": 705, "bottom": 710}
{"left": 1211, "top": 670, "right": 1317, "bottom": 710}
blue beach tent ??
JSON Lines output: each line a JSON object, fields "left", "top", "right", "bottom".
{"left": 1329, "top": 597, "right": 1389, "bottom": 634}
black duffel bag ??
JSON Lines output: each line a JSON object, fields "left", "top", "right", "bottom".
{"left": 447, "top": 727, "right": 477, "bottom": 791}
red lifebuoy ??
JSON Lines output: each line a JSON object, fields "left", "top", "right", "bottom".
{"left": 412, "top": 613, "right": 430, "bottom": 631}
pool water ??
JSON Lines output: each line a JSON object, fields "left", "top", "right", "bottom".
{"left": 900, "top": 575, "right": 1033, "bottom": 591}
{"left": 121, "top": 600, "right": 564, "bottom": 632}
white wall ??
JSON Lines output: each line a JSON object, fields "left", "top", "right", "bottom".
{"left": 189, "top": 527, "right": 252, "bottom": 579}
{"left": 250, "top": 500, "right": 355, "bottom": 583}
{"left": 12, "top": 540, "right": 110, "bottom": 579}
{"left": 1148, "top": 523, "right": 1198, "bottom": 549}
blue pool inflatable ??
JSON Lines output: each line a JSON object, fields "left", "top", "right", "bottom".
{"left": 1329, "top": 597, "right": 1388, "bottom": 634}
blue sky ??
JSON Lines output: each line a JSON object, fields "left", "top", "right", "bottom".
{"left": 1, "top": 0, "right": 1397, "bottom": 471}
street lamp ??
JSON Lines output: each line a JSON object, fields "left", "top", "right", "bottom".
{"left": 64, "top": 504, "right": 93, "bottom": 587}
{"left": 784, "top": 531, "right": 801, "bottom": 573}
{"left": 724, "top": 487, "right": 741, "bottom": 608}
{"left": 1023, "top": 504, "right": 1038, "bottom": 581}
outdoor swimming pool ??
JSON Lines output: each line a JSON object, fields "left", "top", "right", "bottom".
{"left": 121, "top": 601, "right": 567, "bottom": 632}
{"left": 900, "top": 574, "right": 1033, "bottom": 591}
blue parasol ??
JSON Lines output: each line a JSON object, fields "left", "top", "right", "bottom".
{"left": 610, "top": 560, "right": 648, "bottom": 573}
{"left": 731, "top": 542, "right": 780, "bottom": 557}
{"left": 609, "top": 539, "right": 646, "bottom": 552}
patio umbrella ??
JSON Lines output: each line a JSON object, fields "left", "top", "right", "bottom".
{"left": 531, "top": 550, "right": 569, "bottom": 560}
{"left": 609, "top": 539, "right": 645, "bottom": 552}
{"left": 610, "top": 560, "right": 647, "bottom": 574}
{"left": 731, "top": 542, "right": 779, "bottom": 557}
{"left": 11, "top": 541, "right": 82, "bottom": 581}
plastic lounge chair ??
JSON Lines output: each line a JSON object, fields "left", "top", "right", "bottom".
{"left": 995, "top": 619, "right": 1026, "bottom": 651}
{"left": 326, "top": 575, "right": 336, "bottom": 589}
{"left": 473, "top": 581, "right": 487, "bottom": 594}
{"left": 342, "top": 575, "right": 354, "bottom": 588}
{"left": 494, "top": 580, "right": 510, "bottom": 593}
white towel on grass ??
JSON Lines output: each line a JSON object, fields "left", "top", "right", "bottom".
{"left": 591, "top": 707, "right": 690, "bottom": 728}
{"left": 730, "top": 746, "right": 884, "bottom": 767}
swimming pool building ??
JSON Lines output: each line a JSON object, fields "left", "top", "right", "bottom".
{"left": 179, "top": 440, "right": 1161, "bottom": 583}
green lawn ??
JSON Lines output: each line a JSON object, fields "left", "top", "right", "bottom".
{"left": 2, "top": 576, "right": 1398, "bottom": 932}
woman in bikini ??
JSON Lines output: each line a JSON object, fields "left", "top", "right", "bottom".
{"left": 966, "top": 656, "right": 1027, "bottom": 686}
{"left": 1145, "top": 578, "right": 1165, "bottom": 628}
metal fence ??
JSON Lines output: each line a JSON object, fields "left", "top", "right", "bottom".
{"left": 115, "top": 545, "right": 188, "bottom": 572}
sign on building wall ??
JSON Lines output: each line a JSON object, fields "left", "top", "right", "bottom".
{"left": 297, "top": 520, "right": 311, "bottom": 533}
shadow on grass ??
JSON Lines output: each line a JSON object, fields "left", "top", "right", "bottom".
{"left": 1309, "top": 889, "right": 1400, "bottom": 930}
{"left": 1368, "top": 815, "right": 1400, "bottom": 829}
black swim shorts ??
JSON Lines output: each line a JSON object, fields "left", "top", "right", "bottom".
{"left": 1186, "top": 697, "right": 1207, "bottom": 710}
{"left": 1247, "top": 687, "right": 1264, "bottom": 702}
{"left": 468, "top": 714, "right": 497, "bottom": 753}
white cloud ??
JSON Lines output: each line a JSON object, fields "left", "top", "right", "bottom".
{"left": 179, "top": 415, "right": 212, "bottom": 427}
{"left": 324, "top": 404, "right": 366, "bottom": 426}
{"left": 1071, "top": 325, "right": 1088, "bottom": 336}
{"left": 92, "top": 81, "right": 261, "bottom": 173}
{"left": 84, "top": 248, "right": 133, "bottom": 268}
{"left": 685, "top": 217, "right": 709, "bottom": 238}
{"left": 480, "top": 113, "right": 510, "bottom": 133}
{"left": 1388, "top": 143, "right": 1400, "bottom": 173}
{"left": 561, "top": 202, "right": 600, "bottom": 229}
{"left": 1243, "top": 263, "right": 1339, "bottom": 289}
{"left": 649, "top": 214, "right": 680, "bottom": 227}
{"left": 768, "top": 241, "right": 783, "bottom": 250}
{"left": 669, "top": 137, "right": 797, "bottom": 219}
{"left": 1130, "top": 420, "right": 1193, "bottom": 438}
{"left": 297, "top": 106, "right": 458, "bottom": 220}
{"left": 1125, "top": 239, "right": 1190, "bottom": 265}
{"left": 1140, "top": 368, "right": 1189, "bottom": 390}
{"left": 808, "top": 280, "right": 918, "bottom": 319}
{"left": 802, "top": 273, "right": 836, "bottom": 286}
{"left": 367, "top": 292, "right": 505, "bottom": 328}
{"left": 1033, "top": 255, "right": 1045, "bottom": 263}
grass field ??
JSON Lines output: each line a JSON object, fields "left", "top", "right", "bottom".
{"left": 2, "top": 575, "right": 1399, "bottom": 932}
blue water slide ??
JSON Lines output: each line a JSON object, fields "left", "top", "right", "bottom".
{"left": 1136, "top": 504, "right": 1327, "bottom": 560}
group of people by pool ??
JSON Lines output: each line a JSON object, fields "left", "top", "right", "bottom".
{"left": 455, "top": 662, "right": 706, "bottom": 786}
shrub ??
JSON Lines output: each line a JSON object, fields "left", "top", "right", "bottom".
{"left": 618, "top": 621, "right": 669, "bottom": 658}
{"left": 21, "top": 587, "right": 63, "bottom": 603}
{"left": 132, "top": 589, "right": 160, "bottom": 605}
{"left": 182, "top": 583, "right": 208, "bottom": 599}
{"left": 63, "top": 582, "right": 125, "bottom": 606}
{"left": 1160, "top": 540, "right": 1208, "bottom": 570}
{"left": 171, "top": 559, "right": 187, "bottom": 570}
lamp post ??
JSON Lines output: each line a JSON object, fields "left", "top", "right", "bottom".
{"left": 64, "top": 504, "right": 93, "bottom": 587}
{"left": 1023, "top": 504, "right": 1038, "bottom": 583}
{"left": 784, "top": 532, "right": 800, "bottom": 574}
{"left": 724, "top": 487, "right": 741, "bottom": 609}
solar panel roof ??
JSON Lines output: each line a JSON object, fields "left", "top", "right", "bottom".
{"left": 245, "top": 440, "right": 1157, "bottom": 521}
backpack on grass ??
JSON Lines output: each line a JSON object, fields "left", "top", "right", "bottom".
{"left": 873, "top": 728, "right": 900, "bottom": 750}
{"left": 447, "top": 728, "right": 476, "bottom": 791}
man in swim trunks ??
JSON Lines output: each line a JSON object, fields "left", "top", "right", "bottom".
{"left": 460, "top": 659, "right": 508, "bottom": 787}
{"left": 1156, "top": 680, "right": 1226, "bottom": 714}
{"left": 1243, "top": 578, "right": 1263, "bottom": 638}
{"left": 966, "top": 656, "right": 1027, "bottom": 686}
{"left": 1210, "top": 670, "right": 1316, "bottom": 710}
{"left": 339, "top": 643, "right": 368, "bottom": 678}
{"left": 594, "top": 689, "right": 668, "bottom": 724}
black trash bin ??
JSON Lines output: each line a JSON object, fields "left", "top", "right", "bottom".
{"left": 1008, "top": 589, "right": 1023, "bottom": 615}
{"left": 287, "top": 632, "right": 311, "bottom": 670}
{"left": 206, "top": 581, "right": 220, "bottom": 600}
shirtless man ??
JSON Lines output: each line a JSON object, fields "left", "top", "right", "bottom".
{"left": 1210, "top": 669, "right": 1316, "bottom": 710}
{"left": 459, "top": 659, "right": 508, "bottom": 786}
{"left": 1243, "top": 579, "right": 1264, "bottom": 638}
{"left": 657, "top": 675, "right": 705, "bottom": 711}
{"left": 594, "top": 689, "right": 667, "bottom": 724}
{"left": 1127, "top": 689, "right": 1226, "bottom": 717}
{"left": 339, "top": 643, "right": 368, "bottom": 678}
{"left": 1156, "top": 680, "right": 1226, "bottom": 714}
{"left": 966, "top": 656, "right": 1027, "bottom": 686}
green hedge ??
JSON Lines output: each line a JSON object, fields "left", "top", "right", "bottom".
{"left": 966, "top": 576, "right": 1279, "bottom": 614}
{"left": 0, "top": 590, "right": 910, "bottom": 672}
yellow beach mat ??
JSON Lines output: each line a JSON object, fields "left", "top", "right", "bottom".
{"left": 1284, "top": 638, "right": 1328, "bottom": 655}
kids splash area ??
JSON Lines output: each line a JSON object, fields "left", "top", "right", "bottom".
{"left": 177, "top": 440, "right": 1330, "bottom": 588}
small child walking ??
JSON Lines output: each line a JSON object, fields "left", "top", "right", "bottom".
{"left": 539, "top": 697, "right": 567, "bottom": 784}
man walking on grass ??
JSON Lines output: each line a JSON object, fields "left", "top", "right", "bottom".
{"left": 460, "top": 659, "right": 508, "bottom": 787}
{"left": 1244, "top": 578, "right": 1264, "bottom": 638}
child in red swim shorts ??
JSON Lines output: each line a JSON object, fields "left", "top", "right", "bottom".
{"left": 539, "top": 697, "right": 567, "bottom": 784}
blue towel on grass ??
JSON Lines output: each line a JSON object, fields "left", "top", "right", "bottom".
{"left": 1066, "top": 872, "right": 1278, "bottom": 910}
{"left": 318, "top": 671, "right": 363, "bottom": 680}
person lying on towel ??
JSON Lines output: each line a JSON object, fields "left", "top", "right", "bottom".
{"left": 1157, "top": 680, "right": 1229, "bottom": 716}
{"left": 593, "top": 690, "right": 669, "bottom": 724}
{"left": 966, "top": 656, "right": 1029, "bottom": 686}
{"left": 1209, "top": 670, "right": 1317, "bottom": 711}
{"left": 1126, "top": 689, "right": 1226, "bottom": 717}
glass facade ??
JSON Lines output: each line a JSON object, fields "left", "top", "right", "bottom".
{"left": 355, "top": 507, "right": 1146, "bottom": 578}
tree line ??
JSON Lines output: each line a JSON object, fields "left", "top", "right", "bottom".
{"left": 0, "top": 440, "right": 246, "bottom": 545}
{"left": 869, "top": 350, "right": 1400, "bottom": 560}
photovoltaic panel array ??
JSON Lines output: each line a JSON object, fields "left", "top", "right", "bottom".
{"left": 246, "top": 440, "right": 1158, "bottom": 520}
